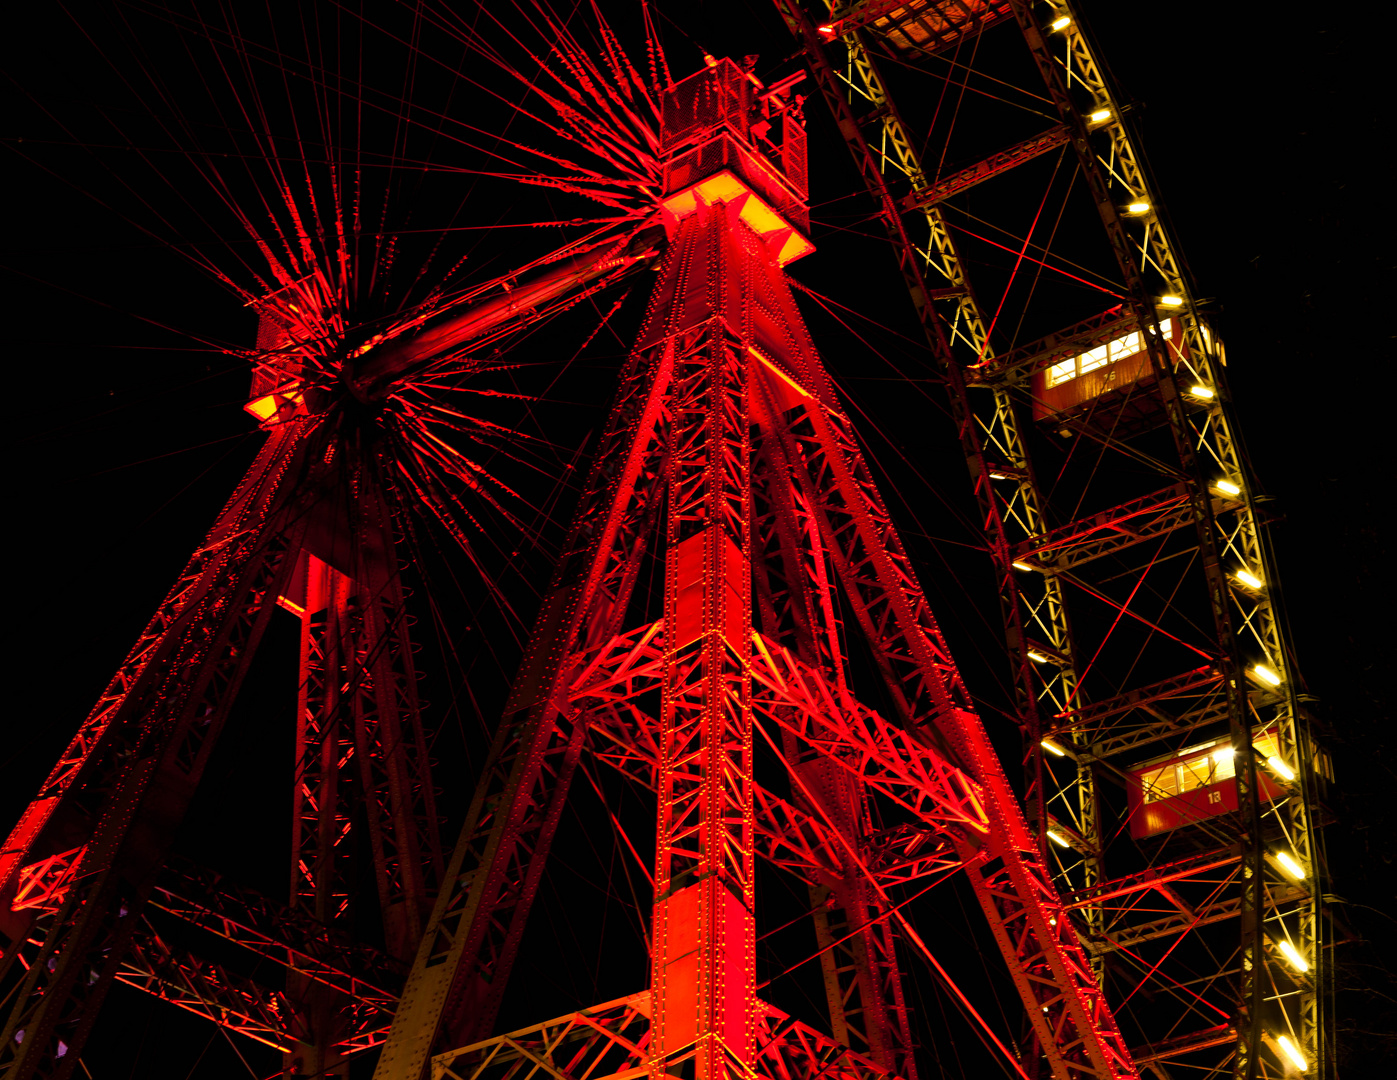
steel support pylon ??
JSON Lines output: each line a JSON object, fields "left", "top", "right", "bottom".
{"left": 0, "top": 404, "right": 444, "bottom": 1079}
{"left": 375, "top": 57, "right": 1138, "bottom": 1080}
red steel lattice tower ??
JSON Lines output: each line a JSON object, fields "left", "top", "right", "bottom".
{"left": 372, "top": 57, "right": 1138, "bottom": 1080}
{"left": 0, "top": 381, "right": 437, "bottom": 1077}
{"left": 0, "top": 177, "right": 660, "bottom": 1077}
{"left": 7, "top": 8, "right": 1323, "bottom": 1076}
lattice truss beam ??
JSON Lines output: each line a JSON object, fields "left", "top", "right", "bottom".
{"left": 0, "top": 217, "right": 658, "bottom": 1079}
{"left": 0, "top": 12, "right": 1329, "bottom": 1080}
{"left": 370, "top": 70, "right": 1139, "bottom": 1076}
{"left": 0, "top": 423, "right": 436, "bottom": 1075}
{"left": 775, "top": 3, "right": 1331, "bottom": 1079}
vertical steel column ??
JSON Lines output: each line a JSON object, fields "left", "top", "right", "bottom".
{"left": 802, "top": 777, "right": 920, "bottom": 1080}
{"left": 284, "top": 470, "right": 443, "bottom": 1077}
{"left": 287, "top": 556, "right": 355, "bottom": 1078}
{"left": 291, "top": 557, "right": 356, "bottom": 929}
{"left": 650, "top": 201, "right": 756, "bottom": 1080}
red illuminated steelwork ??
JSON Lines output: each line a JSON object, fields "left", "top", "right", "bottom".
{"left": 0, "top": 166, "right": 654, "bottom": 1080}
{"left": 1, "top": 45, "right": 1151, "bottom": 1080}
{"left": 375, "top": 58, "right": 1138, "bottom": 1080}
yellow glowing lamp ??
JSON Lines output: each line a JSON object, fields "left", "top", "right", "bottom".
{"left": 1276, "top": 938, "right": 1309, "bottom": 972}
{"left": 1235, "top": 568, "right": 1264, "bottom": 589}
{"left": 1214, "top": 478, "right": 1242, "bottom": 496}
{"left": 1050, "top": 16, "right": 1072, "bottom": 30}
{"left": 1126, "top": 201, "right": 1151, "bottom": 213}
{"left": 1089, "top": 108, "right": 1111, "bottom": 122}
{"left": 1041, "top": 739, "right": 1068, "bottom": 757}
{"left": 1273, "top": 850, "right": 1306, "bottom": 880}
{"left": 1047, "top": 830, "right": 1071, "bottom": 847}
{"left": 1189, "top": 383, "right": 1215, "bottom": 399}
{"left": 1267, "top": 755, "right": 1296, "bottom": 781}
{"left": 1252, "top": 663, "right": 1282, "bottom": 687}
{"left": 1276, "top": 1034, "right": 1308, "bottom": 1072}
{"left": 1159, "top": 295, "right": 1185, "bottom": 307}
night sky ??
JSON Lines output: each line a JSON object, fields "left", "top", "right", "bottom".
{"left": 5, "top": 1, "right": 1391, "bottom": 1076}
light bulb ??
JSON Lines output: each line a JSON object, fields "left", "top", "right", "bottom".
{"left": 1276, "top": 939, "right": 1309, "bottom": 973}
{"left": 1276, "top": 1034, "right": 1307, "bottom": 1072}
{"left": 1273, "top": 850, "right": 1306, "bottom": 880}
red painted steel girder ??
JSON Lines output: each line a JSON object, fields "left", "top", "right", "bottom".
{"left": 573, "top": 624, "right": 963, "bottom": 894}
{"left": 1065, "top": 849, "right": 1241, "bottom": 911}
{"left": 371, "top": 293, "right": 679, "bottom": 1079}
{"left": 345, "top": 226, "right": 663, "bottom": 402}
{"left": 380, "top": 157, "right": 1138, "bottom": 1080}
{"left": 430, "top": 992, "right": 893, "bottom": 1080}
{"left": 0, "top": 422, "right": 309, "bottom": 901}
{"left": 1, "top": 423, "right": 318, "bottom": 1079}
{"left": 563, "top": 621, "right": 989, "bottom": 843}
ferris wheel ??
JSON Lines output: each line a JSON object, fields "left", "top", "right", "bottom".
{"left": 1, "top": 4, "right": 1335, "bottom": 1080}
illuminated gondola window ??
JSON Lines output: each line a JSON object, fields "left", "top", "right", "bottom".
{"left": 1138, "top": 732, "right": 1283, "bottom": 805}
{"left": 1045, "top": 321, "right": 1175, "bottom": 387}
